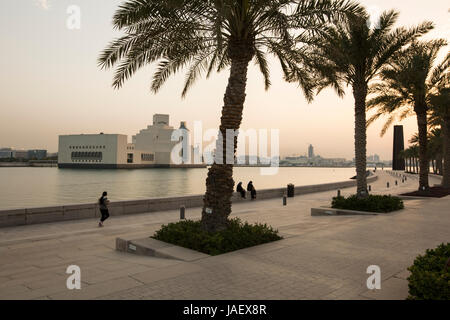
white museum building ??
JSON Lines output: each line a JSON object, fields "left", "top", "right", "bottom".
{"left": 58, "top": 114, "right": 203, "bottom": 169}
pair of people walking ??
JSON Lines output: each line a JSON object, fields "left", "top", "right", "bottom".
{"left": 236, "top": 181, "right": 257, "bottom": 200}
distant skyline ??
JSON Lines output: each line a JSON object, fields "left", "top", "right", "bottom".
{"left": 0, "top": 0, "right": 449, "bottom": 158}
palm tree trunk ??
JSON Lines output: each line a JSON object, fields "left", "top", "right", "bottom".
{"left": 436, "top": 156, "right": 441, "bottom": 175}
{"left": 353, "top": 82, "right": 368, "bottom": 197}
{"left": 442, "top": 116, "right": 450, "bottom": 188}
{"left": 201, "top": 43, "right": 254, "bottom": 232}
{"left": 415, "top": 109, "right": 430, "bottom": 192}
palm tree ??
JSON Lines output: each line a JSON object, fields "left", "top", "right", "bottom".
{"left": 429, "top": 128, "right": 443, "bottom": 175}
{"left": 400, "top": 146, "right": 419, "bottom": 174}
{"left": 289, "top": 10, "right": 432, "bottom": 197}
{"left": 410, "top": 129, "right": 443, "bottom": 175}
{"left": 410, "top": 145, "right": 420, "bottom": 173}
{"left": 98, "top": 0, "right": 363, "bottom": 232}
{"left": 367, "top": 40, "right": 448, "bottom": 193}
{"left": 429, "top": 86, "right": 450, "bottom": 187}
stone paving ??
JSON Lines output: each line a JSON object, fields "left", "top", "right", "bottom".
{"left": 0, "top": 171, "right": 448, "bottom": 300}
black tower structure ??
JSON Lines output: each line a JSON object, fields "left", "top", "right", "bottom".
{"left": 392, "top": 125, "right": 405, "bottom": 171}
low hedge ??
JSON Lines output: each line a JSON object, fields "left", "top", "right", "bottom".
{"left": 331, "top": 194, "right": 404, "bottom": 213}
{"left": 407, "top": 243, "right": 450, "bottom": 300}
{"left": 152, "top": 218, "right": 282, "bottom": 256}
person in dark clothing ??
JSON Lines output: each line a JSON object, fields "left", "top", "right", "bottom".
{"left": 98, "top": 191, "right": 110, "bottom": 227}
{"left": 247, "top": 181, "right": 257, "bottom": 200}
{"left": 236, "top": 182, "right": 246, "bottom": 199}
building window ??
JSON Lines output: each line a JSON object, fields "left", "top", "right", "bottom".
{"left": 141, "top": 153, "right": 154, "bottom": 162}
{"left": 71, "top": 152, "right": 103, "bottom": 162}
{"left": 127, "top": 153, "right": 134, "bottom": 164}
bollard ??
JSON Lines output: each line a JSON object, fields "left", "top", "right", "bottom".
{"left": 287, "top": 184, "right": 295, "bottom": 198}
{"left": 283, "top": 195, "right": 287, "bottom": 206}
{"left": 180, "top": 206, "right": 186, "bottom": 220}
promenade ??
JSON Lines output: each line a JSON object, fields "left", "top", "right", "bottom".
{"left": 0, "top": 171, "right": 447, "bottom": 300}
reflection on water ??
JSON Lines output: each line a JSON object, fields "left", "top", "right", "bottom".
{"left": 0, "top": 167, "right": 359, "bottom": 210}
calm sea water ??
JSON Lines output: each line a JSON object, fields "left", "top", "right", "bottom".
{"left": 0, "top": 167, "right": 359, "bottom": 210}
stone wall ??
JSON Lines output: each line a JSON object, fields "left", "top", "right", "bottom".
{"left": 0, "top": 175, "right": 378, "bottom": 228}
{"left": 0, "top": 162, "right": 57, "bottom": 167}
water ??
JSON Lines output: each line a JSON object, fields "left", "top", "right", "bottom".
{"left": 0, "top": 167, "right": 358, "bottom": 210}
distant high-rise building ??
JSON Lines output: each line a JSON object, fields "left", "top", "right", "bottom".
{"left": 308, "top": 144, "right": 314, "bottom": 159}
{"left": 12, "top": 150, "right": 29, "bottom": 159}
{"left": 367, "top": 154, "right": 381, "bottom": 163}
{"left": 0, "top": 148, "right": 47, "bottom": 160}
{"left": 28, "top": 150, "right": 47, "bottom": 160}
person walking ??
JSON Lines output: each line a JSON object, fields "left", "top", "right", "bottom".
{"left": 247, "top": 181, "right": 257, "bottom": 200}
{"left": 98, "top": 191, "right": 110, "bottom": 227}
{"left": 236, "top": 182, "right": 246, "bottom": 199}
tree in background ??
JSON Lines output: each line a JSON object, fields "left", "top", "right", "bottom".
{"left": 367, "top": 40, "right": 448, "bottom": 193}
{"left": 429, "top": 85, "right": 450, "bottom": 187}
{"left": 291, "top": 9, "right": 432, "bottom": 197}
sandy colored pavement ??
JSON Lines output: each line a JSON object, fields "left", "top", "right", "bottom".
{"left": 0, "top": 171, "right": 447, "bottom": 300}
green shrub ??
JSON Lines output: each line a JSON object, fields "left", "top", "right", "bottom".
{"left": 407, "top": 243, "right": 450, "bottom": 300}
{"left": 331, "top": 194, "right": 404, "bottom": 213}
{"left": 152, "top": 218, "right": 282, "bottom": 256}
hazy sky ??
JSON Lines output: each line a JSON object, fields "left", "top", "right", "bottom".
{"left": 0, "top": 1, "right": 448, "bottom": 159}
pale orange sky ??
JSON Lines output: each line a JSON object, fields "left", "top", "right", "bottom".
{"left": 0, "top": 0, "right": 448, "bottom": 159}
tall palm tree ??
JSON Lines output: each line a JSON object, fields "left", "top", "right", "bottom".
{"left": 429, "top": 86, "right": 450, "bottom": 187}
{"left": 367, "top": 40, "right": 448, "bottom": 192}
{"left": 98, "top": 0, "right": 363, "bottom": 232}
{"left": 288, "top": 10, "right": 432, "bottom": 197}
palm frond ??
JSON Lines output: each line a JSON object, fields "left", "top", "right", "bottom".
{"left": 254, "top": 47, "right": 271, "bottom": 90}
{"left": 100, "top": 0, "right": 369, "bottom": 98}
